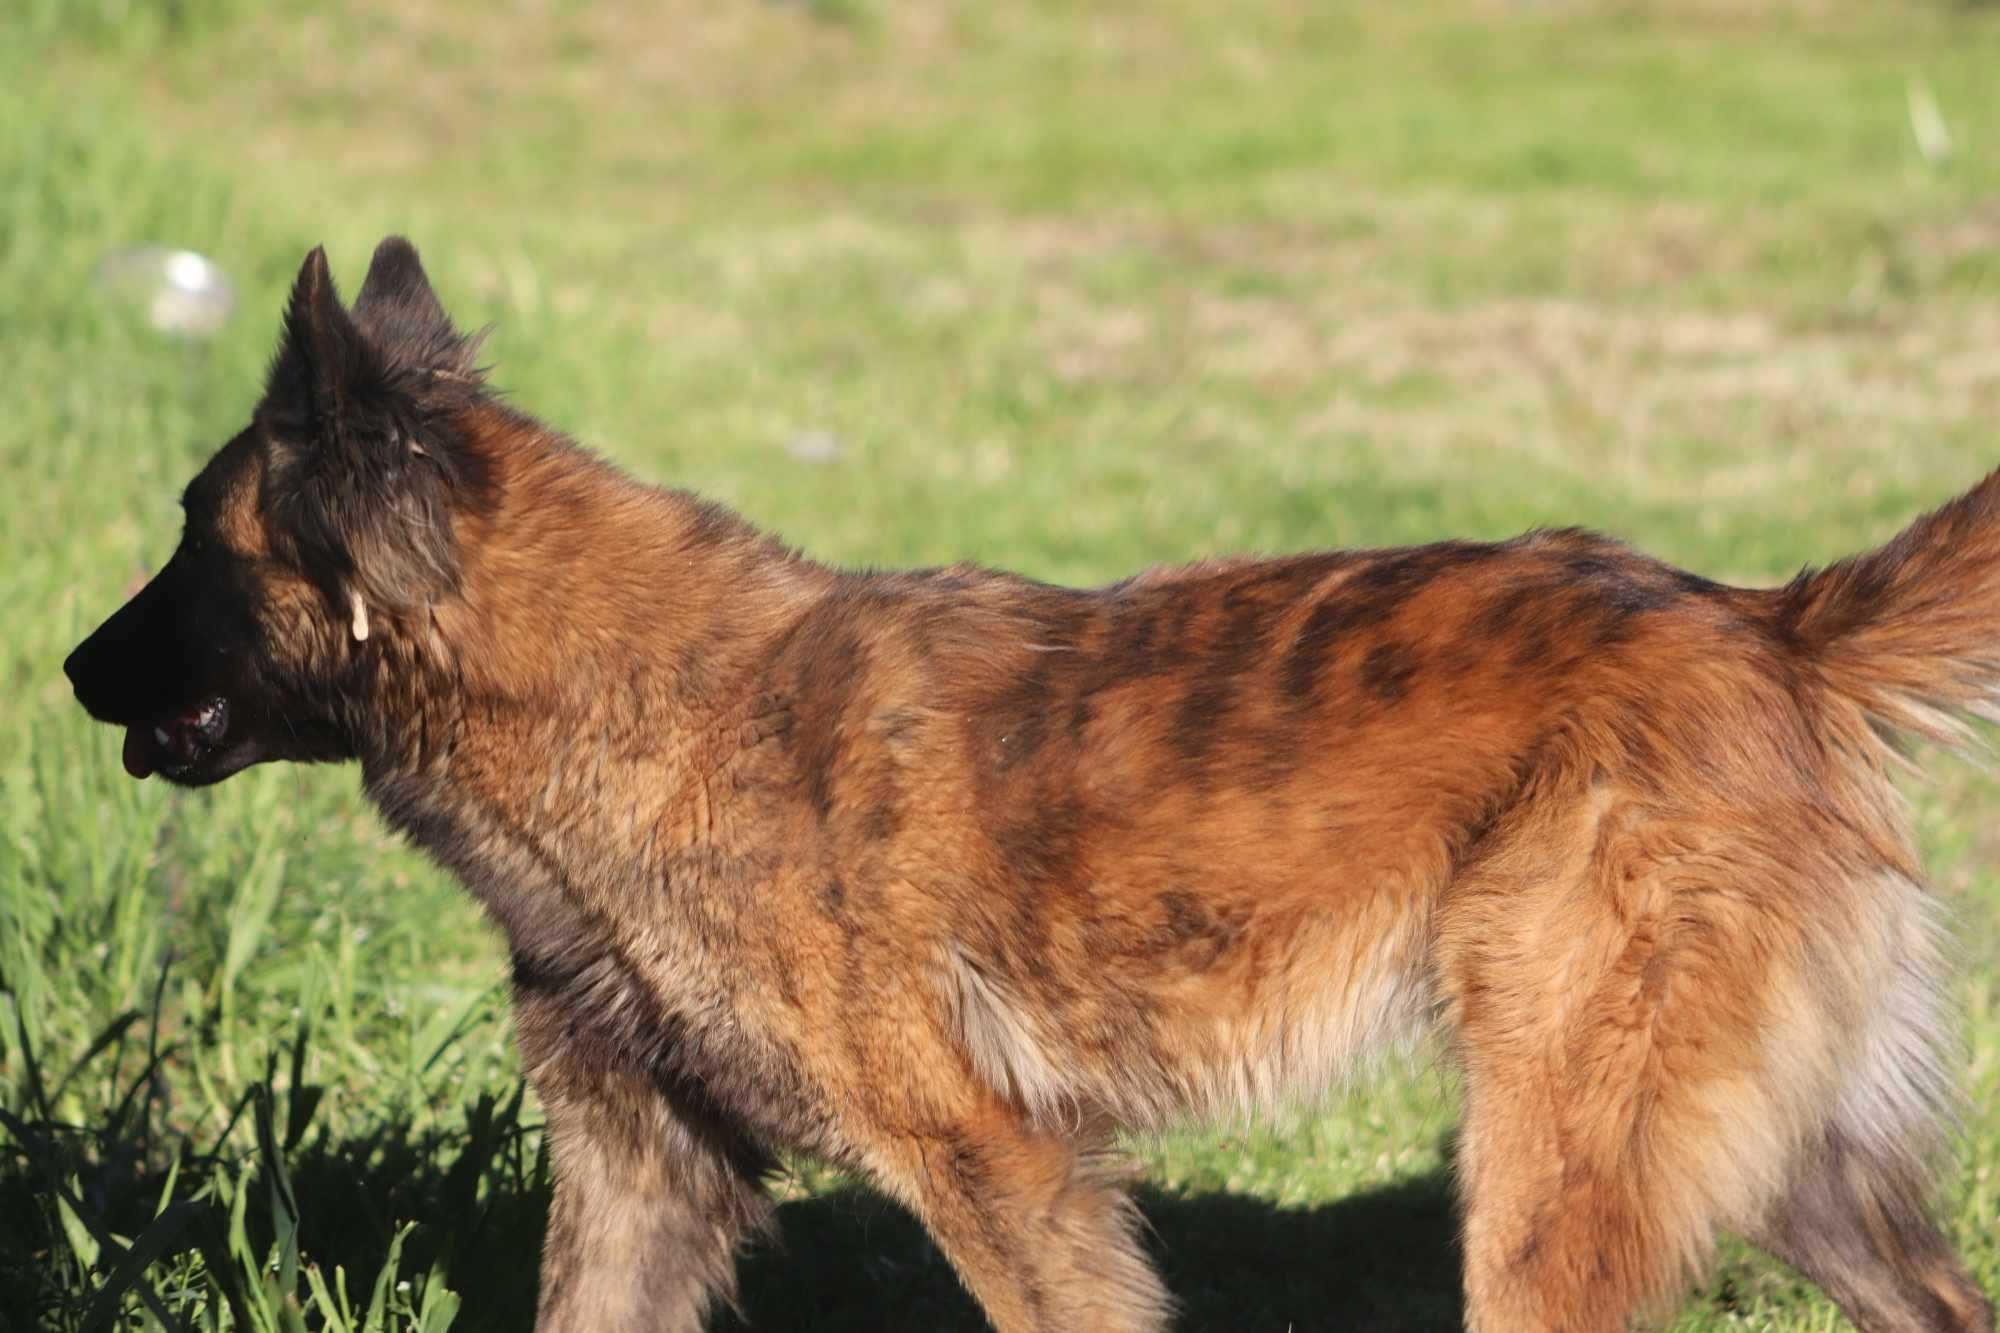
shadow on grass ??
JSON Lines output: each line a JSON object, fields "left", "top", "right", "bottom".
{"left": 4, "top": 1066, "right": 1462, "bottom": 1331}
{"left": 736, "top": 1174, "right": 1464, "bottom": 1333}
{"left": 279, "top": 1151, "right": 1463, "bottom": 1332}
{"left": 422, "top": 1167, "right": 1464, "bottom": 1332}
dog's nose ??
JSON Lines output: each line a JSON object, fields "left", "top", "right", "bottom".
{"left": 63, "top": 639, "right": 111, "bottom": 711}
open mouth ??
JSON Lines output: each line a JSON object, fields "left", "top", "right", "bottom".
{"left": 123, "top": 696, "right": 230, "bottom": 780}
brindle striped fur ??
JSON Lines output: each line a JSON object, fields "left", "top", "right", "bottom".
{"left": 64, "top": 240, "right": 1995, "bottom": 1333}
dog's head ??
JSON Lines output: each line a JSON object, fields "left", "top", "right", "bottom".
{"left": 64, "top": 238, "right": 494, "bottom": 785}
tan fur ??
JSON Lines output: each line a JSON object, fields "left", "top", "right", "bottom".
{"left": 68, "top": 242, "right": 1997, "bottom": 1333}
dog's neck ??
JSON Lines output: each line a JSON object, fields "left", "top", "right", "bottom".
{"left": 349, "top": 410, "right": 834, "bottom": 790}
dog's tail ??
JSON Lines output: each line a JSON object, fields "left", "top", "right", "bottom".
{"left": 1774, "top": 467, "right": 2000, "bottom": 755}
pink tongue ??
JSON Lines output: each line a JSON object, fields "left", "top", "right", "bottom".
{"left": 122, "top": 726, "right": 155, "bottom": 780}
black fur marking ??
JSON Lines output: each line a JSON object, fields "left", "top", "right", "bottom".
{"left": 989, "top": 662, "right": 1057, "bottom": 772}
{"left": 1159, "top": 891, "right": 1208, "bottom": 941}
{"left": 1476, "top": 583, "right": 1552, "bottom": 639}
{"left": 1282, "top": 598, "right": 1350, "bottom": 704}
{"left": 779, "top": 627, "right": 867, "bottom": 821}
{"left": 1447, "top": 728, "right": 1560, "bottom": 880}
{"left": 1671, "top": 567, "right": 1727, "bottom": 597}
{"left": 1170, "top": 572, "right": 1290, "bottom": 764}
{"left": 1359, "top": 641, "right": 1419, "bottom": 701}
{"left": 1167, "top": 683, "right": 1230, "bottom": 766}
{"left": 1111, "top": 587, "right": 1205, "bottom": 679}
{"left": 1557, "top": 553, "right": 1682, "bottom": 648}
{"left": 1279, "top": 544, "right": 1496, "bottom": 706}
{"left": 994, "top": 800, "right": 1087, "bottom": 891}
{"left": 1149, "top": 890, "right": 1245, "bottom": 969}
{"left": 1510, "top": 622, "right": 1559, "bottom": 672}
{"left": 975, "top": 591, "right": 1105, "bottom": 771}
{"left": 859, "top": 803, "right": 900, "bottom": 843}
{"left": 938, "top": 1132, "right": 1047, "bottom": 1319}
{"left": 1068, "top": 695, "right": 1096, "bottom": 743}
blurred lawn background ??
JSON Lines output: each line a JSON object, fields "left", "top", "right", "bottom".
{"left": 2, "top": 0, "right": 1997, "bottom": 1328}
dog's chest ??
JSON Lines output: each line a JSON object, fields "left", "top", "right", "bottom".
{"left": 363, "top": 756, "right": 844, "bottom": 1150}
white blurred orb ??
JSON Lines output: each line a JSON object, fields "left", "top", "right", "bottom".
{"left": 95, "top": 246, "right": 236, "bottom": 339}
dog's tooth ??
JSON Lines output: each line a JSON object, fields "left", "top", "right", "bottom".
{"left": 154, "top": 726, "right": 172, "bottom": 747}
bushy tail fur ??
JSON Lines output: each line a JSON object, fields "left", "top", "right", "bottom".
{"left": 1776, "top": 467, "right": 2000, "bottom": 752}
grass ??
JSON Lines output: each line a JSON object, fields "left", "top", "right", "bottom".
{"left": 2, "top": 0, "right": 1997, "bottom": 1327}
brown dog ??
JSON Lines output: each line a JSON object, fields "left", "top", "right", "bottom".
{"left": 65, "top": 239, "right": 1995, "bottom": 1332}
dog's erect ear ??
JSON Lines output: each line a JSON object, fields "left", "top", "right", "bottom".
{"left": 266, "top": 246, "right": 380, "bottom": 442}
{"left": 260, "top": 244, "right": 489, "bottom": 623}
{"left": 352, "top": 236, "right": 476, "bottom": 377}
{"left": 355, "top": 236, "right": 443, "bottom": 323}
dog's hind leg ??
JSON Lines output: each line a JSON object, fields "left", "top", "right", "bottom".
{"left": 1438, "top": 781, "right": 1855, "bottom": 1333}
{"left": 1746, "top": 888, "right": 1992, "bottom": 1333}
{"left": 514, "top": 967, "right": 774, "bottom": 1333}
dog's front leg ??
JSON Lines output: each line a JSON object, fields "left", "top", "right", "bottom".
{"left": 514, "top": 970, "right": 773, "bottom": 1333}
